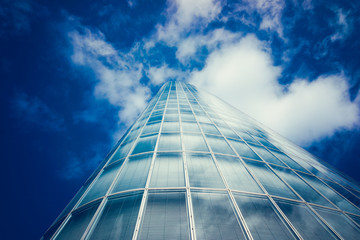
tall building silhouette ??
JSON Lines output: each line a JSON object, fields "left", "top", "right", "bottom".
{"left": 43, "top": 81, "right": 360, "bottom": 239}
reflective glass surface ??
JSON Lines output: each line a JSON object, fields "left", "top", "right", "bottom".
{"left": 234, "top": 193, "right": 296, "bottom": 239}
{"left": 191, "top": 191, "right": 246, "bottom": 240}
{"left": 149, "top": 153, "right": 185, "bottom": 187}
{"left": 89, "top": 192, "right": 143, "bottom": 239}
{"left": 275, "top": 199, "right": 337, "bottom": 239}
{"left": 112, "top": 154, "right": 153, "bottom": 193}
{"left": 45, "top": 81, "right": 360, "bottom": 240}
{"left": 138, "top": 191, "right": 190, "bottom": 240}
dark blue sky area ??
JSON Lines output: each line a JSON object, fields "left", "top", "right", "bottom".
{"left": 1, "top": 0, "right": 360, "bottom": 239}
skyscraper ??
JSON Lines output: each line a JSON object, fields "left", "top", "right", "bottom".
{"left": 43, "top": 81, "right": 360, "bottom": 239}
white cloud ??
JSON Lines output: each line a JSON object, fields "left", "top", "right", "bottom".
{"left": 239, "top": 0, "right": 285, "bottom": 39}
{"left": 190, "top": 34, "right": 359, "bottom": 145}
{"left": 147, "top": 64, "right": 184, "bottom": 85}
{"left": 69, "top": 28, "right": 151, "bottom": 128}
{"left": 330, "top": 9, "right": 350, "bottom": 42}
{"left": 176, "top": 28, "right": 241, "bottom": 63}
{"left": 154, "top": 0, "right": 222, "bottom": 45}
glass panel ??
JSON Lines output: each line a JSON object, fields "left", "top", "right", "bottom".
{"left": 324, "top": 180, "right": 360, "bottom": 208}
{"left": 112, "top": 154, "right": 153, "bottom": 193}
{"left": 251, "top": 145, "right": 286, "bottom": 167}
{"left": 299, "top": 173, "right": 360, "bottom": 215}
{"left": 132, "top": 134, "right": 158, "bottom": 155}
{"left": 206, "top": 135, "right": 235, "bottom": 155}
{"left": 183, "top": 133, "right": 209, "bottom": 152}
{"left": 157, "top": 133, "right": 181, "bottom": 151}
{"left": 138, "top": 191, "right": 190, "bottom": 240}
{"left": 273, "top": 166, "right": 333, "bottom": 207}
{"left": 314, "top": 206, "right": 360, "bottom": 239}
{"left": 200, "top": 123, "right": 221, "bottom": 135}
{"left": 162, "top": 121, "right": 180, "bottom": 132}
{"left": 181, "top": 122, "right": 201, "bottom": 133}
{"left": 275, "top": 200, "right": 337, "bottom": 240}
{"left": 217, "top": 126, "right": 239, "bottom": 139}
{"left": 43, "top": 218, "right": 65, "bottom": 240}
{"left": 181, "top": 113, "right": 196, "bottom": 122}
{"left": 89, "top": 192, "right": 143, "bottom": 240}
{"left": 233, "top": 194, "right": 296, "bottom": 239}
{"left": 142, "top": 122, "right": 161, "bottom": 135}
{"left": 271, "top": 151, "right": 309, "bottom": 172}
{"left": 245, "top": 160, "right": 299, "bottom": 200}
{"left": 186, "top": 153, "right": 225, "bottom": 188}
{"left": 148, "top": 114, "right": 162, "bottom": 122}
{"left": 349, "top": 214, "right": 360, "bottom": 226}
{"left": 108, "top": 140, "right": 134, "bottom": 164}
{"left": 150, "top": 153, "right": 185, "bottom": 188}
{"left": 54, "top": 202, "right": 100, "bottom": 240}
{"left": 191, "top": 191, "right": 246, "bottom": 240}
{"left": 164, "top": 114, "right": 179, "bottom": 122}
{"left": 228, "top": 140, "right": 261, "bottom": 160}
{"left": 80, "top": 163, "right": 121, "bottom": 206}
{"left": 215, "top": 155, "right": 263, "bottom": 193}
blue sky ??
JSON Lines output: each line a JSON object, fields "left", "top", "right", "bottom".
{"left": 1, "top": 0, "right": 360, "bottom": 238}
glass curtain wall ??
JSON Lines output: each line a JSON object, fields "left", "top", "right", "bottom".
{"left": 43, "top": 81, "right": 360, "bottom": 240}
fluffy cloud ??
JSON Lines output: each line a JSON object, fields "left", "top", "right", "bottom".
{"left": 153, "top": 0, "right": 222, "bottom": 45}
{"left": 238, "top": 0, "right": 285, "bottom": 38}
{"left": 69, "top": 28, "right": 151, "bottom": 127}
{"left": 330, "top": 9, "right": 351, "bottom": 42}
{"left": 147, "top": 64, "right": 184, "bottom": 85}
{"left": 176, "top": 28, "right": 241, "bottom": 63}
{"left": 190, "top": 34, "right": 359, "bottom": 145}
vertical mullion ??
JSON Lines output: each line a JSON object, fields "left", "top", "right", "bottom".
{"left": 178, "top": 82, "right": 197, "bottom": 240}
{"left": 131, "top": 81, "right": 171, "bottom": 240}
{"left": 182, "top": 83, "right": 253, "bottom": 240}
{"left": 79, "top": 83, "right": 168, "bottom": 240}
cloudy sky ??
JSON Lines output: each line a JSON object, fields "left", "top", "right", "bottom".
{"left": 1, "top": 0, "right": 360, "bottom": 238}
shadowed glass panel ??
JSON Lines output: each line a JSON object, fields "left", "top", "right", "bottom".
{"left": 251, "top": 145, "right": 286, "bottom": 167}
{"left": 150, "top": 153, "right": 185, "bottom": 188}
{"left": 324, "top": 180, "right": 360, "bottom": 208}
{"left": 215, "top": 155, "right": 263, "bottom": 193}
{"left": 273, "top": 166, "right": 333, "bottom": 207}
{"left": 245, "top": 160, "right": 299, "bottom": 200}
{"left": 228, "top": 140, "right": 261, "bottom": 160}
{"left": 112, "top": 154, "right": 153, "bottom": 193}
{"left": 191, "top": 192, "right": 246, "bottom": 240}
{"left": 80, "top": 163, "right": 122, "bottom": 206}
{"left": 234, "top": 194, "right": 296, "bottom": 239}
{"left": 186, "top": 153, "right": 225, "bottom": 188}
{"left": 132, "top": 134, "right": 158, "bottom": 155}
{"left": 183, "top": 133, "right": 209, "bottom": 152}
{"left": 206, "top": 135, "right": 235, "bottom": 155}
{"left": 54, "top": 201, "right": 100, "bottom": 240}
{"left": 157, "top": 133, "right": 181, "bottom": 151}
{"left": 43, "top": 218, "right": 65, "bottom": 240}
{"left": 138, "top": 191, "right": 190, "bottom": 240}
{"left": 271, "top": 151, "right": 309, "bottom": 173}
{"left": 314, "top": 206, "right": 360, "bottom": 239}
{"left": 299, "top": 173, "right": 360, "bottom": 215}
{"left": 88, "top": 193, "right": 143, "bottom": 240}
{"left": 275, "top": 200, "right": 337, "bottom": 240}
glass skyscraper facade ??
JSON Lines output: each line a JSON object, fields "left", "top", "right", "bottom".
{"left": 43, "top": 81, "right": 360, "bottom": 239}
